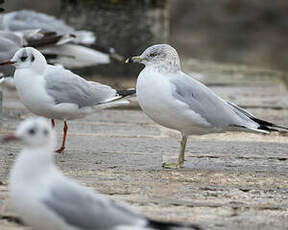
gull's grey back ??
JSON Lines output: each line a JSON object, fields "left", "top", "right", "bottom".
{"left": 44, "top": 65, "right": 117, "bottom": 108}
{"left": 43, "top": 181, "right": 145, "bottom": 229}
{"left": 171, "top": 71, "right": 258, "bottom": 129}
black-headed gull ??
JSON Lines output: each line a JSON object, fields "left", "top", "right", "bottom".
{"left": 126, "top": 44, "right": 288, "bottom": 168}
{"left": 1, "top": 47, "right": 135, "bottom": 153}
{"left": 4, "top": 117, "right": 202, "bottom": 230}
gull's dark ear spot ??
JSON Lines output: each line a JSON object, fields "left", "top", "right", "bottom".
{"left": 31, "top": 55, "right": 35, "bottom": 62}
{"left": 20, "top": 56, "right": 27, "bottom": 62}
{"left": 28, "top": 128, "right": 36, "bottom": 135}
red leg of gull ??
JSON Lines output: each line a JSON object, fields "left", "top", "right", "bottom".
{"left": 56, "top": 121, "right": 68, "bottom": 153}
{"left": 51, "top": 119, "right": 55, "bottom": 128}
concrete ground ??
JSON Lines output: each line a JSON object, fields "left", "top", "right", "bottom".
{"left": 0, "top": 61, "right": 288, "bottom": 229}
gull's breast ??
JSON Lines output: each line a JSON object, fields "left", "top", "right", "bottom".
{"left": 14, "top": 69, "right": 56, "bottom": 116}
{"left": 136, "top": 69, "right": 212, "bottom": 135}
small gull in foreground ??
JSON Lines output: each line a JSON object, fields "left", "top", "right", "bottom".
{"left": 1, "top": 47, "right": 135, "bottom": 153}
{"left": 4, "top": 117, "right": 201, "bottom": 230}
{"left": 126, "top": 44, "right": 288, "bottom": 168}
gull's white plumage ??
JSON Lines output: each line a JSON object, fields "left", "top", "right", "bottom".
{"left": 128, "top": 44, "right": 288, "bottom": 168}
{"left": 4, "top": 47, "right": 135, "bottom": 152}
{"left": 12, "top": 48, "right": 123, "bottom": 119}
{"left": 7, "top": 117, "right": 201, "bottom": 230}
{"left": 8, "top": 118, "right": 144, "bottom": 230}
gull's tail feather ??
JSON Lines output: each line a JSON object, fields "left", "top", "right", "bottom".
{"left": 25, "top": 31, "right": 75, "bottom": 47}
{"left": 147, "top": 219, "right": 202, "bottom": 230}
{"left": 227, "top": 102, "right": 288, "bottom": 133}
{"left": 40, "top": 44, "right": 110, "bottom": 68}
{"left": 73, "top": 30, "right": 96, "bottom": 45}
{"left": 250, "top": 117, "right": 288, "bottom": 132}
{"left": 116, "top": 89, "right": 136, "bottom": 98}
{"left": 96, "top": 88, "right": 136, "bottom": 107}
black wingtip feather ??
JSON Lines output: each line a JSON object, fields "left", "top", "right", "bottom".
{"left": 116, "top": 89, "right": 136, "bottom": 97}
{"left": 147, "top": 219, "right": 202, "bottom": 230}
{"left": 250, "top": 117, "right": 288, "bottom": 132}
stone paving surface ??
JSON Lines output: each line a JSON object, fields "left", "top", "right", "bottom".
{"left": 0, "top": 62, "right": 288, "bottom": 229}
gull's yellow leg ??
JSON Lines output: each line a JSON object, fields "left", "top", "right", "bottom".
{"left": 162, "top": 135, "right": 188, "bottom": 169}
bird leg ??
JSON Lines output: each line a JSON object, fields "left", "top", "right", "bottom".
{"left": 51, "top": 119, "right": 55, "bottom": 128}
{"left": 162, "top": 135, "right": 187, "bottom": 169}
{"left": 56, "top": 121, "right": 68, "bottom": 153}
{"left": 179, "top": 135, "right": 187, "bottom": 164}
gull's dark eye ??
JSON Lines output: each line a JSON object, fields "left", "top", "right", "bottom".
{"left": 149, "top": 53, "right": 157, "bottom": 57}
{"left": 28, "top": 128, "right": 36, "bottom": 135}
{"left": 31, "top": 55, "right": 35, "bottom": 62}
{"left": 43, "top": 129, "right": 49, "bottom": 136}
{"left": 20, "top": 56, "right": 27, "bottom": 62}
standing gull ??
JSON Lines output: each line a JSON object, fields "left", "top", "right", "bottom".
{"left": 126, "top": 44, "right": 288, "bottom": 168}
{"left": 4, "top": 117, "right": 201, "bottom": 230}
{"left": 1, "top": 47, "right": 135, "bottom": 153}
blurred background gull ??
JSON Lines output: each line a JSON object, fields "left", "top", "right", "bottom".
{"left": 1, "top": 0, "right": 288, "bottom": 82}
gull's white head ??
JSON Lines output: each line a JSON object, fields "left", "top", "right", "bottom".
{"left": 3, "top": 117, "right": 55, "bottom": 148}
{"left": 126, "top": 44, "right": 181, "bottom": 72}
{"left": 0, "top": 47, "right": 47, "bottom": 72}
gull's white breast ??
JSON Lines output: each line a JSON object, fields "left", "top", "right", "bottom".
{"left": 13, "top": 68, "right": 92, "bottom": 120}
{"left": 136, "top": 67, "right": 212, "bottom": 135}
{"left": 9, "top": 151, "right": 71, "bottom": 230}
{"left": 14, "top": 68, "right": 56, "bottom": 116}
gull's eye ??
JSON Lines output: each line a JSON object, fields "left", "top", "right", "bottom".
{"left": 43, "top": 129, "right": 49, "bottom": 136}
{"left": 31, "top": 55, "right": 35, "bottom": 62}
{"left": 20, "top": 56, "right": 27, "bottom": 62}
{"left": 28, "top": 128, "right": 36, "bottom": 135}
{"left": 149, "top": 53, "right": 157, "bottom": 57}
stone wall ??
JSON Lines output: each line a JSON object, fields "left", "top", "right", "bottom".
{"left": 170, "top": 0, "right": 288, "bottom": 72}
{"left": 60, "top": 0, "right": 169, "bottom": 77}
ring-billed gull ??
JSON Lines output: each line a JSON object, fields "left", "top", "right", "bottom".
{"left": 0, "top": 47, "right": 135, "bottom": 153}
{"left": 126, "top": 44, "right": 288, "bottom": 168}
{"left": 4, "top": 117, "right": 201, "bottom": 230}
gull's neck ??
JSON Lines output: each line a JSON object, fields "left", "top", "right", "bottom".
{"left": 10, "top": 145, "right": 56, "bottom": 184}
{"left": 146, "top": 62, "right": 181, "bottom": 73}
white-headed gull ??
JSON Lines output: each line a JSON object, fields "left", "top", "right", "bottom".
{"left": 4, "top": 117, "right": 201, "bottom": 230}
{"left": 126, "top": 44, "right": 288, "bottom": 168}
{"left": 0, "top": 30, "right": 111, "bottom": 89}
{"left": 1, "top": 47, "right": 135, "bottom": 153}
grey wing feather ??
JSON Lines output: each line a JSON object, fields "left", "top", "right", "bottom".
{"left": 43, "top": 181, "right": 144, "bottom": 229}
{"left": 0, "top": 32, "right": 23, "bottom": 76}
{"left": 0, "top": 31, "right": 24, "bottom": 47}
{"left": 0, "top": 31, "right": 23, "bottom": 61}
{"left": 45, "top": 66, "right": 117, "bottom": 108}
{"left": 171, "top": 72, "right": 257, "bottom": 128}
{"left": 2, "top": 10, "right": 74, "bottom": 34}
